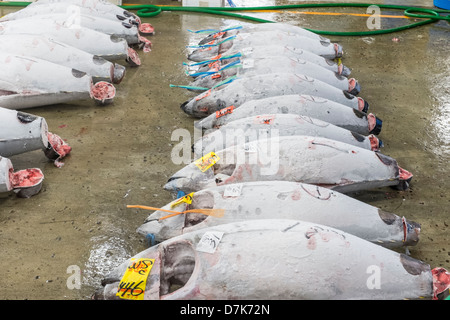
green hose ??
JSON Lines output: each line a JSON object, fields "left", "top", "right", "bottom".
{"left": 0, "top": 2, "right": 448, "bottom": 36}
{"left": 121, "top": 3, "right": 450, "bottom": 36}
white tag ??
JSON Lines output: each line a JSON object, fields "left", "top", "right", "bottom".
{"left": 242, "top": 59, "right": 254, "bottom": 69}
{"left": 241, "top": 47, "right": 253, "bottom": 55}
{"left": 196, "top": 231, "right": 224, "bottom": 254}
{"left": 224, "top": 183, "right": 243, "bottom": 197}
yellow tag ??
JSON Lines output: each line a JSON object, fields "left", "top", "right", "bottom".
{"left": 116, "top": 258, "right": 155, "bottom": 300}
{"left": 170, "top": 192, "right": 194, "bottom": 208}
{"left": 194, "top": 152, "right": 220, "bottom": 172}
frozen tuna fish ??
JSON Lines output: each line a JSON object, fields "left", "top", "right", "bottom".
{"left": 0, "top": 18, "right": 141, "bottom": 66}
{"left": 195, "top": 95, "right": 382, "bottom": 136}
{"left": 94, "top": 219, "right": 449, "bottom": 300}
{"left": 188, "top": 31, "right": 343, "bottom": 62}
{"left": 0, "top": 107, "right": 49, "bottom": 157}
{"left": 179, "top": 73, "right": 368, "bottom": 118}
{"left": 196, "top": 23, "right": 330, "bottom": 45}
{"left": 0, "top": 108, "right": 71, "bottom": 167}
{"left": 192, "top": 114, "right": 382, "bottom": 156}
{"left": 190, "top": 56, "right": 360, "bottom": 95}
{"left": 0, "top": 53, "right": 116, "bottom": 110}
{"left": 0, "top": 156, "right": 44, "bottom": 198}
{"left": 164, "top": 135, "right": 413, "bottom": 194}
{"left": 188, "top": 45, "right": 351, "bottom": 76}
{"left": 20, "top": 0, "right": 154, "bottom": 35}
{"left": 24, "top": 13, "right": 146, "bottom": 47}
{"left": 135, "top": 181, "right": 420, "bottom": 249}
{"left": 0, "top": 34, "right": 125, "bottom": 84}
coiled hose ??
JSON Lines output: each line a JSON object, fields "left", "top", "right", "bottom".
{"left": 0, "top": 2, "right": 448, "bottom": 36}
{"left": 121, "top": 3, "right": 450, "bottom": 36}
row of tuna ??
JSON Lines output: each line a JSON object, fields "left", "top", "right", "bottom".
{"left": 0, "top": 0, "right": 153, "bottom": 198}
{"left": 94, "top": 23, "right": 450, "bottom": 300}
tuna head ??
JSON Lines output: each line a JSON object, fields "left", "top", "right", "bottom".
{"left": 164, "top": 163, "right": 217, "bottom": 194}
{"left": 187, "top": 46, "right": 220, "bottom": 62}
{"left": 180, "top": 94, "right": 228, "bottom": 118}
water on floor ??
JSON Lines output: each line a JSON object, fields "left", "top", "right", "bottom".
{"left": 0, "top": 0, "right": 448, "bottom": 299}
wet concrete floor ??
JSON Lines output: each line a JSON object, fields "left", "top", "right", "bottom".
{"left": 0, "top": 0, "right": 448, "bottom": 299}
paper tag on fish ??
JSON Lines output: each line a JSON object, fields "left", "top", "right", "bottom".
{"left": 242, "top": 59, "right": 254, "bottom": 69}
{"left": 171, "top": 192, "right": 194, "bottom": 208}
{"left": 196, "top": 231, "right": 224, "bottom": 254}
{"left": 194, "top": 152, "right": 220, "bottom": 172}
{"left": 224, "top": 183, "right": 243, "bottom": 197}
{"left": 215, "top": 105, "right": 234, "bottom": 118}
{"left": 116, "top": 258, "right": 155, "bottom": 300}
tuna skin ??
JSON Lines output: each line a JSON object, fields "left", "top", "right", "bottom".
{"left": 192, "top": 114, "right": 381, "bottom": 156}
{"left": 137, "top": 181, "right": 420, "bottom": 248}
{"left": 164, "top": 135, "right": 411, "bottom": 195}
{"left": 188, "top": 46, "right": 351, "bottom": 76}
{"left": 190, "top": 56, "right": 357, "bottom": 93}
{"left": 181, "top": 73, "right": 365, "bottom": 118}
{"left": 0, "top": 1, "right": 139, "bottom": 25}
{"left": 195, "top": 95, "right": 380, "bottom": 136}
{"left": 0, "top": 53, "right": 115, "bottom": 109}
{"left": 0, "top": 34, "right": 124, "bottom": 84}
{"left": 197, "top": 22, "right": 330, "bottom": 45}
{"left": 188, "top": 31, "right": 342, "bottom": 62}
{"left": 95, "top": 219, "right": 444, "bottom": 300}
{"left": 0, "top": 18, "right": 132, "bottom": 62}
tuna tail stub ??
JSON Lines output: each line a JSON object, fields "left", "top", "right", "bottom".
{"left": 126, "top": 48, "right": 141, "bottom": 67}
{"left": 347, "top": 78, "right": 361, "bottom": 96}
{"left": 91, "top": 81, "right": 116, "bottom": 105}
{"left": 393, "top": 167, "right": 413, "bottom": 191}
{"left": 9, "top": 168, "right": 44, "bottom": 198}
{"left": 357, "top": 97, "right": 369, "bottom": 113}
{"left": 139, "top": 23, "right": 155, "bottom": 36}
{"left": 432, "top": 268, "right": 450, "bottom": 300}
{"left": 368, "top": 113, "right": 383, "bottom": 135}
{"left": 44, "top": 132, "right": 72, "bottom": 168}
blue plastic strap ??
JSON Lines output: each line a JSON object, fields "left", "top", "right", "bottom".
{"left": 145, "top": 233, "right": 156, "bottom": 247}
{"left": 186, "top": 35, "right": 236, "bottom": 48}
{"left": 226, "top": 0, "right": 237, "bottom": 8}
{"left": 182, "top": 52, "right": 242, "bottom": 67}
{"left": 169, "top": 84, "right": 209, "bottom": 91}
{"left": 187, "top": 28, "right": 220, "bottom": 34}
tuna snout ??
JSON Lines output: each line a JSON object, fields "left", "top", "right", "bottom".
{"left": 180, "top": 101, "right": 189, "bottom": 113}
